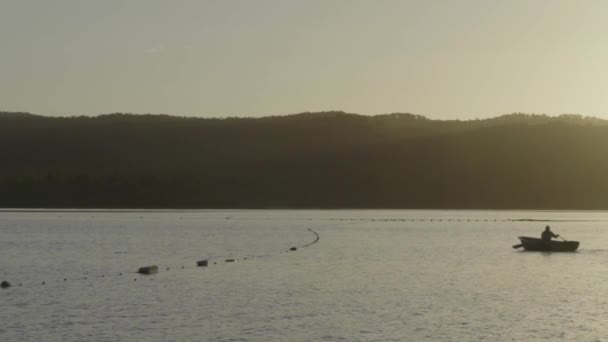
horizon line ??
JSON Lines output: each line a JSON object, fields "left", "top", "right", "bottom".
{"left": 1, "top": 110, "right": 604, "bottom": 122}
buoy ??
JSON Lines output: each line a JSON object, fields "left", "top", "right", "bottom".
{"left": 137, "top": 266, "right": 158, "bottom": 275}
{"left": 42, "top": 282, "right": 45, "bottom": 285}
{"left": 1, "top": 281, "right": 11, "bottom": 289}
{"left": 225, "top": 259, "right": 237, "bottom": 262}
{"left": 197, "top": 260, "right": 208, "bottom": 267}
{"left": 64, "top": 278, "right": 67, "bottom": 281}
{"left": 290, "top": 247, "right": 297, "bottom": 251}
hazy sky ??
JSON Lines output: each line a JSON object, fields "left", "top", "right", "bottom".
{"left": 2, "top": 0, "right": 608, "bottom": 119}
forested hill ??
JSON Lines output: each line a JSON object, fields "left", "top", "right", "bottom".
{"left": 2, "top": 111, "right": 608, "bottom": 209}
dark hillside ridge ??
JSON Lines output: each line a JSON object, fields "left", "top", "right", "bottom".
{"left": 1, "top": 111, "right": 608, "bottom": 209}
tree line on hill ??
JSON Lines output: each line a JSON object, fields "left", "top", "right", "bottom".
{"left": 1, "top": 110, "right": 608, "bottom": 209}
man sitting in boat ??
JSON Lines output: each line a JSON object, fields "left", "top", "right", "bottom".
{"left": 541, "top": 226, "right": 559, "bottom": 245}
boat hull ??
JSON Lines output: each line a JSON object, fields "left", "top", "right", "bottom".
{"left": 518, "top": 236, "right": 579, "bottom": 252}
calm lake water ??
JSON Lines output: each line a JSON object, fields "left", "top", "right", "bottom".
{"left": 2, "top": 210, "right": 608, "bottom": 341}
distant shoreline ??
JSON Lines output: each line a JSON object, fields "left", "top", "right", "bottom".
{"left": 3, "top": 111, "right": 608, "bottom": 209}
{"left": 3, "top": 208, "right": 608, "bottom": 213}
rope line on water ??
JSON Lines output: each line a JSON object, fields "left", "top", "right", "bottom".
{"left": 5, "top": 216, "right": 596, "bottom": 289}
{"left": 301, "top": 228, "right": 320, "bottom": 248}
{"left": 2, "top": 226, "right": 323, "bottom": 290}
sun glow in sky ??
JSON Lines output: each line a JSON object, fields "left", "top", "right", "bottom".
{"left": 2, "top": 0, "right": 608, "bottom": 119}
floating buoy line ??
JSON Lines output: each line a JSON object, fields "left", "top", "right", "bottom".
{"left": 325, "top": 218, "right": 608, "bottom": 223}
{"left": 3, "top": 216, "right": 596, "bottom": 290}
{"left": 1, "top": 227, "right": 322, "bottom": 290}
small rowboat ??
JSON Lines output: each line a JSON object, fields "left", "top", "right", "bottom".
{"left": 515, "top": 236, "right": 579, "bottom": 252}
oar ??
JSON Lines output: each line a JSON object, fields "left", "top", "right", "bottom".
{"left": 512, "top": 244, "right": 523, "bottom": 249}
{"left": 557, "top": 235, "right": 568, "bottom": 242}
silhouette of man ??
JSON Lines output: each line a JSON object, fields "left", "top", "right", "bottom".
{"left": 541, "top": 225, "right": 559, "bottom": 250}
